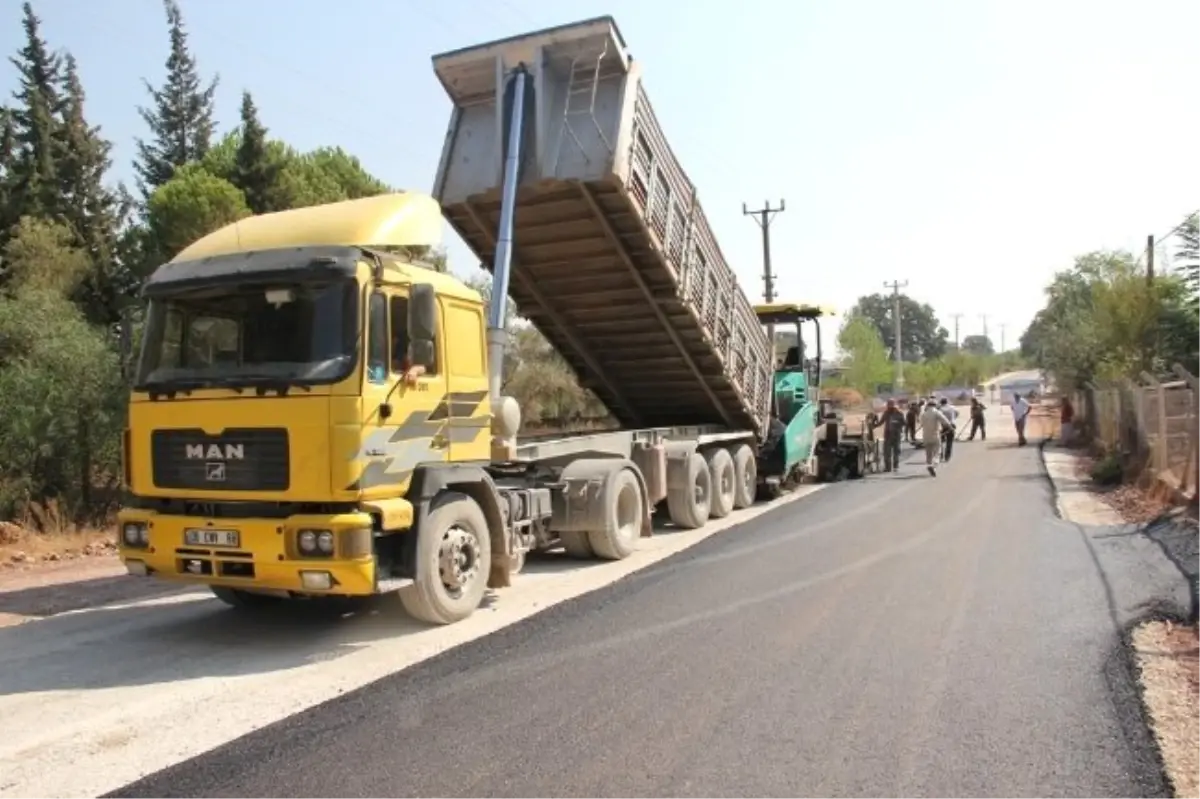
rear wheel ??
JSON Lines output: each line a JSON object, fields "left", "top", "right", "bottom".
{"left": 705, "top": 448, "right": 736, "bottom": 519}
{"left": 848, "top": 445, "right": 866, "bottom": 479}
{"left": 730, "top": 443, "right": 757, "bottom": 510}
{"left": 667, "top": 451, "right": 712, "bottom": 529}
{"left": 558, "top": 531, "right": 594, "bottom": 559}
{"left": 587, "top": 468, "right": 644, "bottom": 560}
{"left": 398, "top": 491, "right": 491, "bottom": 625}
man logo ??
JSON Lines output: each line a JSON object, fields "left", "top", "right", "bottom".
{"left": 205, "top": 462, "right": 227, "bottom": 482}
{"left": 185, "top": 443, "right": 244, "bottom": 460}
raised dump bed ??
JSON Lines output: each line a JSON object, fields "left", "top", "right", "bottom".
{"left": 431, "top": 16, "right": 773, "bottom": 437}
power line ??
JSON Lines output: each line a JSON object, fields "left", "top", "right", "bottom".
{"left": 884, "top": 279, "right": 909, "bottom": 389}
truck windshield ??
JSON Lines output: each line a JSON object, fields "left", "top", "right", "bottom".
{"left": 134, "top": 278, "right": 359, "bottom": 390}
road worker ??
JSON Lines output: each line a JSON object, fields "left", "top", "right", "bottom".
{"left": 967, "top": 397, "right": 987, "bottom": 441}
{"left": 905, "top": 399, "right": 919, "bottom": 444}
{"left": 871, "top": 398, "right": 907, "bottom": 472}
{"left": 937, "top": 397, "right": 958, "bottom": 462}
{"left": 1011, "top": 391, "right": 1032, "bottom": 446}
{"left": 920, "top": 400, "right": 954, "bottom": 476}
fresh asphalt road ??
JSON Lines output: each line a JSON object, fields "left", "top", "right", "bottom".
{"left": 110, "top": 419, "right": 1169, "bottom": 798}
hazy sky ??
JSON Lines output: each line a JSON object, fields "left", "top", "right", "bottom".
{"left": 4, "top": 0, "right": 1197, "bottom": 352}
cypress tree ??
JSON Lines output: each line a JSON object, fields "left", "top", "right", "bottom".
{"left": 134, "top": 0, "right": 218, "bottom": 198}
{"left": 58, "top": 53, "right": 129, "bottom": 324}
{"left": 233, "top": 91, "right": 279, "bottom": 215}
{"left": 0, "top": 106, "right": 16, "bottom": 237}
{"left": 6, "top": 2, "right": 63, "bottom": 225}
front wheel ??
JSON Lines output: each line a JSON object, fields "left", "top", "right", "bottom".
{"left": 398, "top": 491, "right": 491, "bottom": 625}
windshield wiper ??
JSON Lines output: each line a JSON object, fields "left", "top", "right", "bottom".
{"left": 141, "top": 377, "right": 247, "bottom": 398}
{"left": 226, "top": 373, "right": 313, "bottom": 396}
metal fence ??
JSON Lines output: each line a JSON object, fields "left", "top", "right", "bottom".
{"left": 1070, "top": 364, "right": 1199, "bottom": 500}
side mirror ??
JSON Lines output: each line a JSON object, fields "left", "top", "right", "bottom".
{"left": 408, "top": 283, "right": 437, "bottom": 370}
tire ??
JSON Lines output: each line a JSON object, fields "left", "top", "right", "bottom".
{"left": 587, "top": 468, "right": 644, "bottom": 560}
{"left": 666, "top": 451, "right": 711, "bottom": 529}
{"left": 398, "top": 491, "right": 491, "bottom": 625}
{"left": 848, "top": 445, "right": 866, "bottom": 479}
{"left": 705, "top": 448, "right": 736, "bottom": 519}
{"left": 558, "top": 531, "right": 594, "bottom": 559}
{"left": 210, "top": 586, "right": 283, "bottom": 610}
{"left": 730, "top": 443, "right": 757, "bottom": 510}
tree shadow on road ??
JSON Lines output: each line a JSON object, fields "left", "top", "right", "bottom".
{"left": 0, "top": 574, "right": 195, "bottom": 618}
{"left": 0, "top": 550, "right": 608, "bottom": 698}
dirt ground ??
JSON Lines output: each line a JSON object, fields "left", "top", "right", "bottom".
{"left": 1066, "top": 448, "right": 1200, "bottom": 797}
{"left": 1132, "top": 620, "right": 1200, "bottom": 798}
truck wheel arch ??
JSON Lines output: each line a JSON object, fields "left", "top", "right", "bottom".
{"left": 408, "top": 464, "right": 508, "bottom": 587}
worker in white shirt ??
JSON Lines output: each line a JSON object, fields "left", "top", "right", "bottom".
{"left": 920, "top": 401, "right": 954, "bottom": 476}
{"left": 937, "top": 397, "right": 958, "bottom": 461}
{"left": 1011, "top": 392, "right": 1032, "bottom": 446}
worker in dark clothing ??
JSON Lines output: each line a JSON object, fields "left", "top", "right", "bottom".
{"left": 905, "top": 400, "right": 920, "bottom": 444}
{"left": 938, "top": 397, "right": 958, "bottom": 461}
{"left": 872, "top": 398, "right": 907, "bottom": 472}
{"left": 967, "top": 397, "right": 987, "bottom": 441}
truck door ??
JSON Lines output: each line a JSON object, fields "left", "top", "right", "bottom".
{"left": 440, "top": 297, "right": 491, "bottom": 462}
{"left": 359, "top": 290, "right": 450, "bottom": 496}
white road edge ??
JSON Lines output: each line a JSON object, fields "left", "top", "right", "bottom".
{"left": 0, "top": 483, "right": 827, "bottom": 798}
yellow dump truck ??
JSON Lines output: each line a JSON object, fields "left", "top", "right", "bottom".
{"left": 116, "top": 17, "right": 784, "bottom": 624}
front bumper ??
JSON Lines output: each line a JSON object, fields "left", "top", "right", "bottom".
{"left": 116, "top": 509, "right": 378, "bottom": 596}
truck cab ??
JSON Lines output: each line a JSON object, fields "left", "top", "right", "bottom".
{"left": 118, "top": 193, "right": 523, "bottom": 621}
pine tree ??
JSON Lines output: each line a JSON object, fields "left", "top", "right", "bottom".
{"left": 233, "top": 91, "right": 279, "bottom": 215}
{"left": 57, "top": 53, "right": 129, "bottom": 324}
{"left": 133, "top": 0, "right": 218, "bottom": 198}
{"left": 6, "top": 2, "right": 63, "bottom": 225}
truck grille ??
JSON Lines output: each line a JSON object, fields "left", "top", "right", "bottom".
{"left": 150, "top": 428, "right": 290, "bottom": 492}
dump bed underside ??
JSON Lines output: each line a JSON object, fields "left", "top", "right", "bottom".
{"left": 433, "top": 17, "right": 772, "bottom": 436}
{"left": 446, "top": 181, "right": 768, "bottom": 432}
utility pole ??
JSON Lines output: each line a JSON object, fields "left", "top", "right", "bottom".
{"left": 999, "top": 322, "right": 1007, "bottom": 354}
{"left": 1144, "top": 234, "right": 1156, "bottom": 372}
{"left": 884, "top": 279, "right": 909, "bottom": 389}
{"left": 980, "top": 313, "right": 989, "bottom": 350}
{"left": 949, "top": 313, "right": 964, "bottom": 349}
{"left": 743, "top": 200, "right": 786, "bottom": 349}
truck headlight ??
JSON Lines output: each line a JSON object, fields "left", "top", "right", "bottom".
{"left": 297, "top": 530, "right": 317, "bottom": 554}
{"left": 316, "top": 531, "right": 335, "bottom": 555}
{"left": 122, "top": 522, "right": 148, "bottom": 547}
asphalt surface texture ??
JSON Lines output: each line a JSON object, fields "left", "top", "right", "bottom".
{"left": 109, "top": 433, "right": 1181, "bottom": 798}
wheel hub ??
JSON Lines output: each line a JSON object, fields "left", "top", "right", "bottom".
{"left": 438, "top": 525, "right": 480, "bottom": 595}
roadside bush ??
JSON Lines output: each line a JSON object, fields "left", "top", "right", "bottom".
{"left": 0, "top": 222, "right": 127, "bottom": 523}
{"left": 1090, "top": 453, "right": 1123, "bottom": 486}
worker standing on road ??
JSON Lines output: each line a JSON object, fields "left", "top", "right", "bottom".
{"left": 937, "top": 397, "right": 958, "bottom": 462}
{"left": 872, "top": 398, "right": 907, "bottom": 472}
{"left": 905, "top": 400, "right": 919, "bottom": 444}
{"left": 920, "top": 401, "right": 953, "bottom": 476}
{"left": 967, "top": 397, "right": 987, "bottom": 441}
{"left": 1011, "top": 391, "right": 1032, "bottom": 446}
